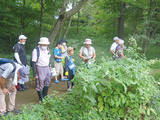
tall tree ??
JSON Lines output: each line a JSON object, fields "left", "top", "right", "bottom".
{"left": 118, "top": 2, "right": 126, "bottom": 39}
{"left": 39, "top": 0, "right": 45, "bottom": 38}
{"left": 48, "top": 0, "right": 88, "bottom": 48}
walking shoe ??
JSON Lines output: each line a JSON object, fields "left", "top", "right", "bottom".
{"left": 67, "top": 87, "right": 72, "bottom": 92}
{"left": 55, "top": 80, "right": 59, "bottom": 84}
{"left": 61, "top": 78, "right": 68, "bottom": 81}
{"left": 7, "top": 108, "right": 21, "bottom": 115}
{"left": 21, "top": 84, "right": 29, "bottom": 90}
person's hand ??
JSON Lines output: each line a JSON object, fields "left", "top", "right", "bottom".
{"left": 11, "top": 85, "right": 16, "bottom": 92}
{"left": 34, "top": 76, "right": 38, "bottom": 79}
{"left": 82, "top": 57, "right": 86, "bottom": 62}
{"left": 65, "top": 71, "right": 68, "bottom": 76}
{"left": 50, "top": 67, "right": 52, "bottom": 70}
{"left": 2, "top": 88, "right": 9, "bottom": 95}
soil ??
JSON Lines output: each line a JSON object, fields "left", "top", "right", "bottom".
{"left": 6, "top": 78, "right": 68, "bottom": 110}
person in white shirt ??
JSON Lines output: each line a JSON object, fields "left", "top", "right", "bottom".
{"left": 110, "top": 37, "right": 120, "bottom": 60}
{"left": 0, "top": 63, "right": 29, "bottom": 117}
{"left": 31, "top": 37, "right": 51, "bottom": 102}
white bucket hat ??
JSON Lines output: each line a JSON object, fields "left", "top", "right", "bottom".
{"left": 38, "top": 37, "right": 50, "bottom": 45}
{"left": 83, "top": 39, "right": 92, "bottom": 44}
{"left": 118, "top": 40, "right": 124, "bottom": 44}
{"left": 19, "top": 35, "right": 27, "bottom": 40}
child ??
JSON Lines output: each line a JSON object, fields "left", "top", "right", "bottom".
{"left": 64, "top": 47, "right": 76, "bottom": 92}
{"left": 53, "top": 41, "right": 68, "bottom": 83}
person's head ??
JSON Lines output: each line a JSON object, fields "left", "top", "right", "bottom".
{"left": 113, "top": 37, "right": 120, "bottom": 43}
{"left": 84, "top": 39, "right": 92, "bottom": 49}
{"left": 118, "top": 40, "right": 124, "bottom": 46}
{"left": 61, "top": 39, "right": 67, "bottom": 46}
{"left": 67, "top": 47, "right": 75, "bottom": 56}
{"left": 17, "top": 67, "right": 29, "bottom": 83}
{"left": 56, "top": 41, "right": 62, "bottom": 49}
{"left": 19, "top": 35, "right": 27, "bottom": 45}
{"left": 38, "top": 37, "right": 50, "bottom": 50}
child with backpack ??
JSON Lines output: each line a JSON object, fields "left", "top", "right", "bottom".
{"left": 64, "top": 47, "right": 76, "bottom": 92}
{"left": 53, "top": 41, "right": 68, "bottom": 83}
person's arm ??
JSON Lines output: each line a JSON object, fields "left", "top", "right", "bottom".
{"left": 79, "top": 52, "right": 86, "bottom": 61}
{"left": 121, "top": 54, "right": 128, "bottom": 59}
{"left": 14, "top": 53, "right": 22, "bottom": 64}
{"left": 92, "top": 52, "right": 96, "bottom": 60}
{"left": 54, "top": 55, "right": 63, "bottom": 59}
{"left": 110, "top": 49, "right": 115, "bottom": 55}
{"left": 0, "top": 76, "right": 9, "bottom": 95}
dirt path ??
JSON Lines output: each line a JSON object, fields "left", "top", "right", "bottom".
{"left": 6, "top": 78, "right": 68, "bottom": 110}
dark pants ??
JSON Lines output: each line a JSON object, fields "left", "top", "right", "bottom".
{"left": 67, "top": 69, "right": 74, "bottom": 88}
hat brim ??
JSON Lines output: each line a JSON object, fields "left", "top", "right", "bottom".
{"left": 21, "top": 75, "right": 29, "bottom": 83}
{"left": 38, "top": 42, "right": 50, "bottom": 45}
{"left": 83, "top": 42, "right": 92, "bottom": 44}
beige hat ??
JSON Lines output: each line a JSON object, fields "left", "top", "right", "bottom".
{"left": 83, "top": 39, "right": 92, "bottom": 44}
{"left": 118, "top": 40, "right": 124, "bottom": 44}
{"left": 67, "top": 47, "right": 75, "bottom": 52}
{"left": 38, "top": 37, "right": 50, "bottom": 45}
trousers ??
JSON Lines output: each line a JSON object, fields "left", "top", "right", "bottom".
{"left": 0, "top": 78, "right": 17, "bottom": 115}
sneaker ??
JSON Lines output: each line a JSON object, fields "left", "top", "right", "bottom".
{"left": 55, "top": 80, "right": 59, "bottom": 84}
{"left": 67, "top": 87, "right": 72, "bottom": 92}
{"left": 61, "top": 78, "right": 68, "bottom": 81}
{"left": 7, "top": 108, "right": 21, "bottom": 115}
{"left": 72, "top": 86, "right": 75, "bottom": 89}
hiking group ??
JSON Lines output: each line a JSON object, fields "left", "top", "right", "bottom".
{"left": 0, "top": 35, "right": 127, "bottom": 117}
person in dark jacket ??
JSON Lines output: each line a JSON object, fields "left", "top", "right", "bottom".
{"left": 13, "top": 35, "right": 29, "bottom": 91}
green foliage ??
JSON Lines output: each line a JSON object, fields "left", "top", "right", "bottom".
{"left": 72, "top": 57, "right": 158, "bottom": 119}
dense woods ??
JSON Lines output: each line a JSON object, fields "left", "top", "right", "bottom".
{"left": 0, "top": 0, "right": 159, "bottom": 55}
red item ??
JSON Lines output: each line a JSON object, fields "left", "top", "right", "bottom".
{"left": 17, "top": 83, "right": 19, "bottom": 89}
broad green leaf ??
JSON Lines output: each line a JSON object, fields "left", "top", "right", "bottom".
{"left": 98, "top": 101, "right": 104, "bottom": 108}
{"left": 98, "top": 96, "right": 103, "bottom": 101}
{"left": 101, "top": 79, "right": 112, "bottom": 89}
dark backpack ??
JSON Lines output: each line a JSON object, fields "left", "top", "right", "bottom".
{"left": 0, "top": 58, "right": 16, "bottom": 72}
{"left": 30, "top": 46, "right": 49, "bottom": 67}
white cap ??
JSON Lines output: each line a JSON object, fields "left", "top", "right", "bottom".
{"left": 38, "top": 37, "right": 50, "bottom": 45}
{"left": 19, "top": 35, "right": 27, "bottom": 40}
{"left": 113, "top": 37, "right": 119, "bottom": 41}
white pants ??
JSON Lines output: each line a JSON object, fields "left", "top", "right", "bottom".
{"left": 0, "top": 78, "right": 17, "bottom": 115}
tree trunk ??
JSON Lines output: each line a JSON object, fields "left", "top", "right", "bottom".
{"left": 21, "top": 0, "right": 25, "bottom": 31}
{"left": 118, "top": 2, "right": 126, "bottom": 39}
{"left": 48, "top": 0, "right": 88, "bottom": 49}
{"left": 77, "top": 11, "right": 80, "bottom": 34}
{"left": 58, "top": 25, "right": 63, "bottom": 41}
{"left": 39, "top": 0, "right": 45, "bottom": 39}
{"left": 63, "top": 0, "right": 75, "bottom": 39}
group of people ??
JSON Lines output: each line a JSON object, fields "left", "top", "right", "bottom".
{"left": 0, "top": 34, "right": 126, "bottom": 117}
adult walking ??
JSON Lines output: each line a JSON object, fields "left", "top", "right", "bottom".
{"left": 79, "top": 39, "right": 96, "bottom": 63}
{"left": 31, "top": 37, "right": 51, "bottom": 102}
{"left": 0, "top": 62, "right": 29, "bottom": 117}
{"left": 13, "top": 35, "right": 29, "bottom": 91}
{"left": 110, "top": 37, "right": 120, "bottom": 60}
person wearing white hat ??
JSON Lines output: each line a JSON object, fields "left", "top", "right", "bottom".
{"left": 110, "top": 37, "right": 120, "bottom": 60}
{"left": 13, "top": 35, "right": 29, "bottom": 91}
{"left": 79, "top": 39, "right": 96, "bottom": 63}
{"left": 31, "top": 37, "right": 52, "bottom": 102}
{"left": 115, "top": 40, "right": 127, "bottom": 60}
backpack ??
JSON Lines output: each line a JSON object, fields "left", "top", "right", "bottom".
{"left": 62, "top": 56, "right": 69, "bottom": 67}
{"left": 30, "top": 46, "right": 49, "bottom": 67}
{"left": 0, "top": 58, "right": 16, "bottom": 72}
